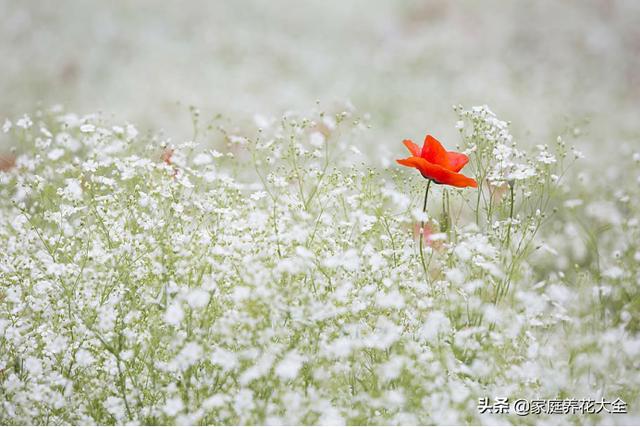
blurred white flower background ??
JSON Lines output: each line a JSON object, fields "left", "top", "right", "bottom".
{"left": 2, "top": 1, "right": 639, "bottom": 147}
{"left": 1, "top": 1, "right": 639, "bottom": 425}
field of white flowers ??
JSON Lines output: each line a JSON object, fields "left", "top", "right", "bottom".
{"left": 1, "top": 1, "right": 640, "bottom": 425}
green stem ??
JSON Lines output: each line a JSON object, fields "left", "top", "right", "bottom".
{"left": 506, "top": 181, "right": 515, "bottom": 248}
{"left": 441, "top": 189, "right": 448, "bottom": 233}
{"left": 475, "top": 182, "right": 481, "bottom": 226}
{"left": 419, "top": 180, "right": 432, "bottom": 281}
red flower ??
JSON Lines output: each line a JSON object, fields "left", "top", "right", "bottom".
{"left": 161, "top": 148, "right": 174, "bottom": 165}
{"left": 397, "top": 134, "right": 477, "bottom": 188}
{"left": 161, "top": 148, "right": 179, "bottom": 178}
{"left": 412, "top": 221, "right": 444, "bottom": 250}
{"left": 0, "top": 153, "right": 15, "bottom": 172}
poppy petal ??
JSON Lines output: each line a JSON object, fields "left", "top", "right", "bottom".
{"left": 440, "top": 170, "right": 478, "bottom": 188}
{"left": 402, "top": 139, "right": 421, "bottom": 157}
{"left": 446, "top": 151, "right": 469, "bottom": 173}
{"left": 397, "top": 156, "right": 425, "bottom": 169}
{"left": 397, "top": 156, "right": 477, "bottom": 188}
{"left": 421, "top": 135, "right": 451, "bottom": 169}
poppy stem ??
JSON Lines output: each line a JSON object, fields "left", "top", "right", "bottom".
{"left": 419, "top": 179, "right": 432, "bottom": 281}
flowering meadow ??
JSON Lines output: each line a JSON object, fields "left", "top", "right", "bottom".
{"left": 0, "top": 102, "right": 639, "bottom": 425}
{"left": 1, "top": 1, "right": 640, "bottom": 426}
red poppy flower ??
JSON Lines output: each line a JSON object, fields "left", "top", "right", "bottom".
{"left": 397, "top": 134, "right": 477, "bottom": 188}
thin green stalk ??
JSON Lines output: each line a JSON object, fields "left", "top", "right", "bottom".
{"left": 441, "top": 188, "right": 449, "bottom": 233}
{"left": 475, "top": 173, "right": 482, "bottom": 225}
{"left": 505, "top": 181, "right": 515, "bottom": 248}
{"left": 419, "top": 180, "right": 432, "bottom": 281}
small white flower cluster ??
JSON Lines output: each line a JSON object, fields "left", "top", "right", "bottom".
{"left": 0, "top": 106, "right": 638, "bottom": 424}
{"left": 455, "top": 105, "right": 536, "bottom": 185}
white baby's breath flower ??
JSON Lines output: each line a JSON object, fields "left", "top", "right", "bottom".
{"left": 375, "top": 289, "right": 405, "bottom": 309}
{"left": 193, "top": 152, "right": 212, "bottom": 165}
{"left": 75, "top": 348, "right": 95, "bottom": 367}
{"left": 203, "top": 394, "right": 228, "bottom": 410}
{"left": 24, "top": 356, "right": 43, "bottom": 376}
{"left": 412, "top": 209, "right": 429, "bottom": 222}
{"left": 125, "top": 123, "right": 138, "bottom": 141}
{"left": 564, "top": 198, "right": 583, "bottom": 208}
{"left": 48, "top": 148, "right": 65, "bottom": 160}
{"left": 211, "top": 348, "right": 238, "bottom": 372}
{"left": 250, "top": 191, "right": 267, "bottom": 201}
{"left": 536, "top": 147, "right": 557, "bottom": 164}
{"left": 163, "top": 397, "right": 184, "bottom": 417}
{"left": 16, "top": 114, "right": 33, "bottom": 129}
{"left": 1, "top": 105, "right": 635, "bottom": 425}
{"left": 62, "top": 178, "right": 83, "bottom": 200}
{"left": 185, "top": 288, "right": 210, "bottom": 309}
{"left": 309, "top": 131, "right": 325, "bottom": 148}
{"left": 174, "top": 342, "right": 203, "bottom": 370}
{"left": 80, "top": 124, "right": 95, "bottom": 133}
{"left": 165, "top": 301, "right": 184, "bottom": 326}
{"left": 419, "top": 311, "right": 451, "bottom": 341}
{"left": 275, "top": 351, "right": 305, "bottom": 381}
